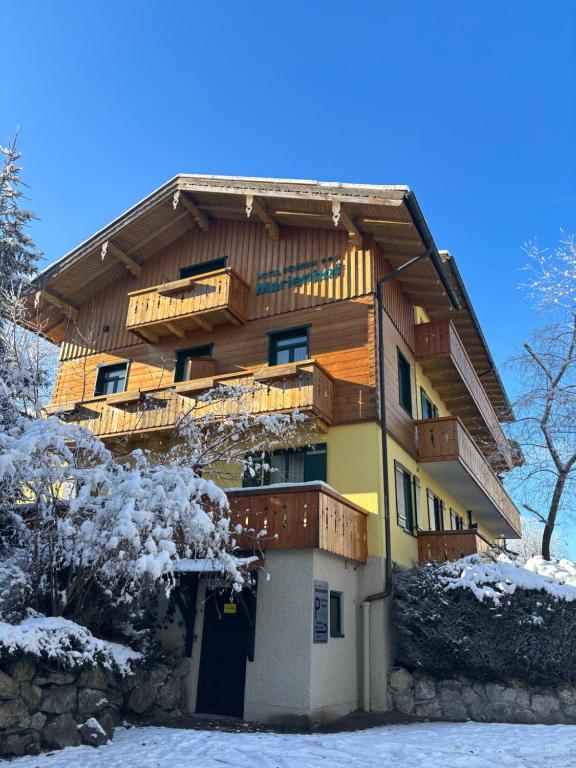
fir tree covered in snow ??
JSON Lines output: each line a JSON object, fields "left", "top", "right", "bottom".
{"left": 0, "top": 139, "right": 306, "bottom": 647}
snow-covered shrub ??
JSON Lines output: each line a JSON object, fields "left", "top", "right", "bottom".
{"left": 0, "top": 615, "right": 142, "bottom": 673}
{"left": 0, "top": 139, "right": 310, "bottom": 646}
{"left": 394, "top": 556, "right": 576, "bottom": 686}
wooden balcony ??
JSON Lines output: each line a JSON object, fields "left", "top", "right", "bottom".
{"left": 415, "top": 320, "right": 515, "bottom": 471}
{"left": 126, "top": 268, "right": 249, "bottom": 342}
{"left": 45, "top": 359, "right": 333, "bottom": 440}
{"left": 415, "top": 417, "right": 522, "bottom": 538}
{"left": 417, "top": 529, "right": 496, "bottom": 564}
{"left": 227, "top": 483, "right": 369, "bottom": 563}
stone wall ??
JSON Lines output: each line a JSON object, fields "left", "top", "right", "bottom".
{"left": 0, "top": 656, "right": 190, "bottom": 758}
{"left": 389, "top": 666, "right": 576, "bottom": 725}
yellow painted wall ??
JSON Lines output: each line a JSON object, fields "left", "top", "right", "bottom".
{"left": 326, "top": 422, "right": 384, "bottom": 557}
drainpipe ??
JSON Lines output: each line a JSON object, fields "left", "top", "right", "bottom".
{"left": 361, "top": 194, "right": 461, "bottom": 710}
{"left": 361, "top": 601, "right": 371, "bottom": 711}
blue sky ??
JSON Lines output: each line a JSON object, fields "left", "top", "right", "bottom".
{"left": 2, "top": 2, "right": 575, "bottom": 544}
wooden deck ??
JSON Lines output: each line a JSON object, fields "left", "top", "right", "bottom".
{"left": 415, "top": 417, "right": 522, "bottom": 538}
{"left": 228, "top": 483, "right": 369, "bottom": 563}
{"left": 415, "top": 320, "right": 515, "bottom": 471}
{"left": 44, "top": 359, "right": 333, "bottom": 439}
{"left": 126, "top": 267, "right": 249, "bottom": 342}
{"left": 417, "top": 529, "right": 495, "bottom": 564}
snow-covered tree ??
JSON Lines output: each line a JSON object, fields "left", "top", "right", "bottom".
{"left": 0, "top": 139, "right": 308, "bottom": 638}
{"left": 510, "top": 233, "right": 576, "bottom": 560}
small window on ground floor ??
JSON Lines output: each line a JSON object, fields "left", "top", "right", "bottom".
{"left": 94, "top": 362, "right": 128, "bottom": 396}
{"left": 330, "top": 591, "right": 343, "bottom": 638}
{"left": 427, "top": 490, "right": 445, "bottom": 531}
{"left": 179, "top": 257, "right": 227, "bottom": 279}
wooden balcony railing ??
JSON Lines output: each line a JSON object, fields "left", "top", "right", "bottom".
{"left": 45, "top": 359, "right": 333, "bottom": 440}
{"left": 126, "top": 268, "right": 249, "bottom": 342}
{"left": 415, "top": 417, "right": 522, "bottom": 538}
{"left": 417, "top": 529, "right": 496, "bottom": 564}
{"left": 415, "top": 320, "right": 514, "bottom": 471}
{"left": 227, "top": 483, "right": 369, "bottom": 563}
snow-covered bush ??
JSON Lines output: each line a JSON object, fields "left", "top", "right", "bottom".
{"left": 0, "top": 139, "right": 309, "bottom": 646}
{"left": 394, "top": 555, "right": 576, "bottom": 686}
{"left": 0, "top": 615, "right": 142, "bottom": 673}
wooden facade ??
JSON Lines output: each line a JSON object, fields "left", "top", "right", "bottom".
{"left": 228, "top": 483, "right": 369, "bottom": 563}
{"left": 32, "top": 174, "right": 522, "bottom": 557}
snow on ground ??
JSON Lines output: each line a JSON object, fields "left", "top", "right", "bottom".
{"left": 8, "top": 722, "right": 576, "bottom": 768}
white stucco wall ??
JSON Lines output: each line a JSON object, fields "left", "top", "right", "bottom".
{"left": 243, "top": 551, "right": 315, "bottom": 725}
{"left": 309, "top": 551, "right": 361, "bottom": 722}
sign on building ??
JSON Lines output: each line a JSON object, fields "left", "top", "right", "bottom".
{"left": 313, "top": 580, "right": 329, "bottom": 643}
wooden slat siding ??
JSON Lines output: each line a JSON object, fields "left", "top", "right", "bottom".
{"left": 415, "top": 320, "right": 513, "bottom": 469}
{"left": 57, "top": 361, "right": 333, "bottom": 439}
{"left": 415, "top": 417, "right": 522, "bottom": 535}
{"left": 228, "top": 484, "right": 369, "bottom": 563}
{"left": 380, "top": 309, "right": 418, "bottom": 457}
{"left": 417, "top": 529, "right": 494, "bottom": 564}
{"left": 374, "top": 243, "right": 416, "bottom": 351}
{"left": 59, "top": 221, "right": 375, "bottom": 361}
{"left": 51, "top": 297, "right": 376, "bottom": 426}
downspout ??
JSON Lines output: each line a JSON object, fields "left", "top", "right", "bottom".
{"left": 361, "top": 193, "right": 461, "bottom": 711}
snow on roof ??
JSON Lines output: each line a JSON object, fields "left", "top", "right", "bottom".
{"left": 441, "top": 555, "right": 576, "bottom": 604}
{"left": 175, "top": 556, "right": 259, "bottom": 573}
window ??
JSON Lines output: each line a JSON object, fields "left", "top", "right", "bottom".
{"left": 268, "top": 327, "right": 309, "bottom": 366}
{"left": 242, "top": 443, "right": 327, "bottom": 487}
{"left": 94, "top": 362, "right": 128, "bottom": 396}
{"left": 330, "top": 591, "right": 343, "bottom": 638}
{"left": 174, "top": 345, "right": 213, "bottom": 383}
{"left": 427, "top": 491, "right": 445, "bottom": 531}
{"left": 450, "top": 508, "right": 464, "bottom": 531}
{"left": 420, "top": 387, "right": 439, "bottom": 420}
{"left": 395, "top": 461, "right": 418, "bottom": 533}
{"left": 179, "top": 257, "right": 227, "bottom": 279}
{"left": 397, "top": 349, "right": 412, "bottom": 415}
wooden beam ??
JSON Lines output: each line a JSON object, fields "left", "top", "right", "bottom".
{"left": 128, "top": 210, "right": 190, "bottom": 254}
{"left": 166, "top": 322, "right": 186, "bottom": 339}
{"left": 246, "top": 194, "right": 280, "bottom": 240}
{"left": 137, "top": 328, "right": 160, "bottom": 343}
{"left": 41, "top": 290, "right": 79, "bottom": 320}
{"left": 222, "top": 309, "right": 241, "bottom": 327}
{"left": 173, "top": 190, "right": 209, "bottom": 231}
{"left": 101, "top": 241, "right": 142, "bottom": 277}
{"left": 337, "top": 204, "right": 362, "bottom": 247}
{"left": 192, "top": 316, "right": 214, "bottom": 332}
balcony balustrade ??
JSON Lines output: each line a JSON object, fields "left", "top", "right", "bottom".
{"left": 126, "top": 268, "right": 249, "bottom": 343}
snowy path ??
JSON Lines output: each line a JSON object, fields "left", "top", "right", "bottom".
{"left": 9, "top": 721, "right": 576, "bottom": 768}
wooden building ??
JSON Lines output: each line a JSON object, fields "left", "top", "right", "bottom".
{"left": 29, "top": 175, "right": 522, "bottom": 725}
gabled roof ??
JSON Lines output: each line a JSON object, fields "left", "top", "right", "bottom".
{"left": 27, "top": 173, "right": 512, "bottom": 420}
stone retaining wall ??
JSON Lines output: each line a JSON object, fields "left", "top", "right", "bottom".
{"left": 389, "top": 666, "right": 576, "bottom": 724}
{"left": 0, "top": 656, "right": 190, "bottom": 757}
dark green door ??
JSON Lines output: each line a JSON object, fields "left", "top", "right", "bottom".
{"left": 196, "top": 589, "right": 255, "bottom": 717}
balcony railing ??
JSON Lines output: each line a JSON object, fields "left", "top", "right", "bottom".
{"left": 126, "top": 268, "right": 249, "bottom": 342}
{"left": 417, "top": 529, "right": 496, "bottom": 564}
{"left": 415, "top": 417, "right": 522, "bottom": 538}
{"left": 415, "top": 320, "right": 514, "bottom": 470}
{"left": 45, "top": 359, "right": 333, "bottom": 440}
{"left": 227, "top": 483, "right": 369, "bottom": 563}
